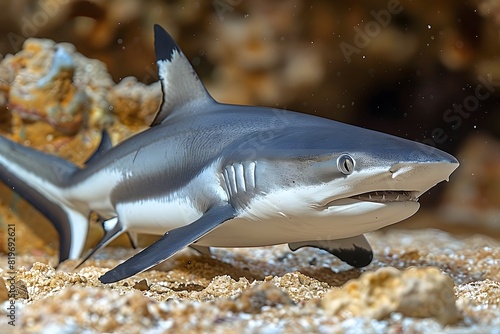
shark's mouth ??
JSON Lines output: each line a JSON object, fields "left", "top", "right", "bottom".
{"left": 349, "top": 191, "right": 419, "bottom": 203}
{"left": 319, "top": 190, "right": 420, "bottom": 209}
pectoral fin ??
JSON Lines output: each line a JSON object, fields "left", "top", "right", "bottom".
{"left": 99, "top": 204, "right": 236, "bottom": 283}
{"left": 289, "top": 234, "right": 373, "bottom": 268}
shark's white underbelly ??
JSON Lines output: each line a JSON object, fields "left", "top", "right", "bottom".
{"left": 116, "top": 198, "right": 203, "bottom": 235}
{"left": 197, "top": 200, "right": 420, "bottom": 247}
{"left": 65, "top": 168, "right": 123, "bottom": 215}
{"left": 113, "top": 196, "right": 419, "bottom": 248}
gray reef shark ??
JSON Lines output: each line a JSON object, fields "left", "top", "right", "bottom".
{"left": 0, "top": 25, "right": 459, "bottom": 283}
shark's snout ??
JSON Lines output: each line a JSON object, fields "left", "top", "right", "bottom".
{"left": 388, "top": 142, "right": 459, "bottom": 187}
{"left": 403, "top": 141, "right": 459, "bottom": 165}
{"left": 390, "top": 160, "right": 459, "bottom": 182}
{"left": 386, "top": 161, "right": 459, "bottom": 200}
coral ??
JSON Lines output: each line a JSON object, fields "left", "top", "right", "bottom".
{"left": 321, "top": 266, "right": 460, "bottom": 325}
{"left": 1, "top": 38, "right": 111, "bottom": 134}
{"left": 8, "top": 45, "right": 88, "bottom": 134}
{"left": 206, "top": 13, "right": 324, "bottom": 106}
{"left": 0, "top": 36, "right": 162, "bottom": 137}
{"left": 107, "top": 76, "right": 161, "bottom": 128}
{"left": 0, "top": 36, "right": 163, "bottom": 256}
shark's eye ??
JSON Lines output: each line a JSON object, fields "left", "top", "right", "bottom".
{"left": 337, "top": 154, "right": 355, "bottom": 175}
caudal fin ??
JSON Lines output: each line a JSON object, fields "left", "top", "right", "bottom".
{"left": 0, "top": 136, "right": 90, "bottom": 264}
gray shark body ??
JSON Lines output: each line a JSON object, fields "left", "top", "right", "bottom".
{"left": 0, "top": 25, "right": 459, "bottom": 283}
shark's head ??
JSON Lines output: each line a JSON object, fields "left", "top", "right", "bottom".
{"left": 226, "top": 120, "right": 459, "bottom": 240}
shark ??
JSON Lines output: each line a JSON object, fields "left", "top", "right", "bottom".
{"left": 0, "top": 25, "right": 459, "bottom": 284}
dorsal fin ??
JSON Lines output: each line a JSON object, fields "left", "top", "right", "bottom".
{"left": 84, "top": 129, "right": 112, "bottom": 165}
{"left": 151, "top": 24, "right": 215, "bottom": 126}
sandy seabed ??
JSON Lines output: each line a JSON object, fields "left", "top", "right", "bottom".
{"left": 0, "top": 228, "right": 499, "bottom": 333}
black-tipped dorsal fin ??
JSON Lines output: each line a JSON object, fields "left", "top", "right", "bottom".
{"left": 151, "top": 24, "right": 214, "bottom": 126}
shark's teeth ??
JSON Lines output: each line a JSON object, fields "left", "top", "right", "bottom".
{"left": 351, "top": 191, "right": 418, "bottom": 203}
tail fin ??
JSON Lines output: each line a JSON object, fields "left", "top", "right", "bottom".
{"left": 0, "top": 136, "right": 90, "bottom": 264}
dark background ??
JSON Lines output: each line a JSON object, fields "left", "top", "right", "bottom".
{"left": 1, "top": 1, "right": 498, "bottom": 149}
